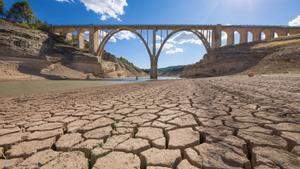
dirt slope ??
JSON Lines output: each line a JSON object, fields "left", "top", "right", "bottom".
{"left": 181, "top": 35, "right": 300, "bottom": 78}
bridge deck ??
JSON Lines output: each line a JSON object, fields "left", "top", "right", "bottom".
{"left": 52, "top": 24, "right": 300, "bottom": 30}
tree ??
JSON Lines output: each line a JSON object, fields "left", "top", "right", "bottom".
{"left": 6, "top": 1, "right": 35, "bottom": 23}
{"left": 0, "top": 0, "right": 4, "bottom": 17}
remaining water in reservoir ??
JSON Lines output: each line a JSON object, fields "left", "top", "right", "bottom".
{"left": 0, "top": 76, "right": 179, "bottom": 97}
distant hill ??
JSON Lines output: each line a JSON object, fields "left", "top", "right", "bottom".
{"left": 181, "top": 34, "right": 300, "bottom": 78}
{"left": 143, "top": 65, "right": 186, "bottom": 77}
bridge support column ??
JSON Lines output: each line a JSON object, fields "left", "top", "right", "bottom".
{"left": 252, "top": 30, "right": 261, "bottom": 42}
{"left": 275, "top": 30, "right": 287, "bottom": 37}
{"left": 65, "top": 32, "right": 73, "bottom": 41}
{"left": 265, "top": 30, "right": 274, "bottom": 40}
{"left": 89, "top": 27, "right": 99, "bottom": 55}
{"left": 150, "top": 57, "right": 158, "bottom": 80}
{"left": 227, "top": 30, "right": 234, "bottom": 46}
{"left": 239, "top": 30, "right": 248, "bottom": 44}
{"left": 150, "top": 29, "right": 158, "bottom": 79}
{"left": 78, "top": 30, "right": 85, "bottom": 49}
{"left": 212, "top": 26, "right": 222, "bottom": 48}
{"left": 288, "top": 29, "right": 300, "bottom": 35}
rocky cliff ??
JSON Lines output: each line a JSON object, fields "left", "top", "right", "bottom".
{"left": 0, "top": 20, "right": 146, "bottom": 80}
{"left": 181, "top": 35, "right": 300, "bottom": 78}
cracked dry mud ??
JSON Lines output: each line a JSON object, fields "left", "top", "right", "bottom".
{"left": 1, "top": 75, "right": 300, "bottom": 169}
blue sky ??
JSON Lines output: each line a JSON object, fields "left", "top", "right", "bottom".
{"left": 3, "top": 0, "right": 300, "bottom": 68}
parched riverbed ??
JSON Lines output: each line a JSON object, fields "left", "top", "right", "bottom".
{"left": 0, "top": 75, "right": 300, "bottom": 169}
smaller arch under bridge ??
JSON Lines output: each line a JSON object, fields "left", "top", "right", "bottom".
{"left": 52, "top": 24, "right": 300, "bottom": 79}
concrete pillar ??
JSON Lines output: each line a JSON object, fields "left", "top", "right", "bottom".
{"left": 150, "top": 29, "right": 158, "bottom": 79}
{"left": 226, "top": 30, "right": 234, "bottom": 46}
{"left": 288, "top": 29, "right": 300, "bottom": 35}
{"left": 264, "top": 30, "right": 274, "bottom": 40}
{"left": 212, "top": 26, "right": 222, "bottom": 49}
{"left": 275, "top": 30, "right": 287, "bottom": 37}
{"left": 77, "top": 30, "right": 85, "bottom": 49}
{"left": 150, "top": 57, "right": 158, "bottom": 80}
{"left": 239, "top": 30, "right": 248, "bottom": 44}
{"left": 252, "top": 30, "right": 261, "bottom": 42}
{"left": 65, "top": 32, "right": 72, "bottom": 41}
{"left": 89, "top": 27, "right": 99, "bottom": 55}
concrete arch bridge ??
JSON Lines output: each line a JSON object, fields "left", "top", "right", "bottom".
{"left": 52, "top": 24, "right": 300, "bottom": 79}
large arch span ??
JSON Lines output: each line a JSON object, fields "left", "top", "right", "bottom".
{"left": 96, "top": 28, "right": 152, "bottom": 62}
{"left": 156, "top": 29, "right": 210, "bottom": 60}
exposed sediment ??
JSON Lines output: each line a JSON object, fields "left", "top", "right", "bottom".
{"left": 0, "top": 75, "right": 300, "bottom": 168}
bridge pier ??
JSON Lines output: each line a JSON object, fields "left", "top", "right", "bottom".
{"left": 212, "top": 26, "right": 222, "bottom": 48}
{"left": 150, "top": 57, "right": 158, "bottom": 79}
{"left": 239, "top": 30, "right": 248, "bottom": 44}
{"left": 227, "top": 30, "right": 234, "bottom": 46}
{"left": 65, "top": 32, "right": 73, "bottom": 41}
{"left": 151, "top": 29, "right": 158, "bottom": 79}
{"left": 78, "top": 29, "right": 85, "bottom": 49}
{"left": 252, "top": 30, "right": 261, "bottom": 42}
{"left": 89, "top": 27, "right": 99, "bottom": 55}
{"left": 264, "top": 30, "right": 274, "bottom": 40}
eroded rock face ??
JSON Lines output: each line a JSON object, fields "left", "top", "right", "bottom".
{"left": 1, "top": 75, "right": 300, "bottom": 168}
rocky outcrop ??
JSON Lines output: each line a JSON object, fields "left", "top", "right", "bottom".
{"left": 0, "top": 20, "right": 146, "bottom": 80}
{"left": 181, "top": 35, "right": 300, "bottom": 78}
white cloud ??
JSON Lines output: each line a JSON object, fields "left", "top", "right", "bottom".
{"left": 55, "top": 0, "right": 127, "bottom": 21}
{"left": 289, "top": 15, "right": 300, "bottom": 26}
{"left": 109, "top": 31, "right": 136, "bottom": 43}
{"left": 160, "top": 31, "right": 202, "bottom": 55}
{"left": 165, "top": 48, "right": 184, "bottom": 55}
{"left": 55, "top": 0, "right": 74, "bottom": 2}
{"left": 169, "top": 32, "right": 202, "bottom": 45}
{"left": 80, "top": 0, "right": 128, "bottom": 21}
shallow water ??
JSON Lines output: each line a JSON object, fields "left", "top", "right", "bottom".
{"left": 0, "top": 76, "right": 179, "bottom": 97}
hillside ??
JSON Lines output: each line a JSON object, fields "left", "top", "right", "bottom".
{"left": 0, "top": 20, "right": 146, "bottom": 80}
{"left": 181, "top": 35, "right": 300, "bottom": 78}
{"left": 143, "top": 65, "right": 185, "bottom": 77}
{"left": 157, "top": 65, "right": 185, "bottom": 76}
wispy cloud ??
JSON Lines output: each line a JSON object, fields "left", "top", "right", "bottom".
{"left": 165, "top": 48, "right": 184, "bottom": 55}
{"left": 158, "top": 31, "right": 202, "bottom": 55}
{"left": 289, "top": 15, "right": 300, "bottom": 26}
{"left": 55, "top": 0, "right": 74, "bottom": 2}
{"left": 109, "top": 31, "right": 136, "bottom": 42}
{"left": 55, "top": 0, "right": 128, "bottom": 21}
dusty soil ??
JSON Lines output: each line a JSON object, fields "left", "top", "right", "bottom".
{"left": 0, "top": 61, "right": 45, "bottom": 81}
{"left": 0, "top": 75, "right": 300, "bottom": 169}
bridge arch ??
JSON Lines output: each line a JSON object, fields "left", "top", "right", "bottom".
{"left": 248, "top": 31, "right": 253, "bottom": 42}
{"left": 234, "top": 31, "right": 240, "bottom": 45}
{"left": 156, "top": 29, "right": 211, "bottom": 59}
{"left": 96, "top": 28, "right": 152, "bottom": 61}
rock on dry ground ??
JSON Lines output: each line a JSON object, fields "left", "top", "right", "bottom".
{"left": 0, "top": 74, "right": 300, "bottom": 169}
